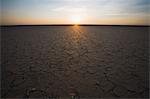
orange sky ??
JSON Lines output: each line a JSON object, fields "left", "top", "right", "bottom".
{"left": 2, "top": 16, "right": 149, "bottom": 25}
{"left": 1, "top": 0, "right": 149, "bottom": 25}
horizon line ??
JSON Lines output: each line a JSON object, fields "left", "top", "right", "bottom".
{"left": 1, "top": 24, "right": 149, "bottom": 27}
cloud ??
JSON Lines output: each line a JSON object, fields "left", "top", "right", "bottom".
{"left": 2, "top": 0, "right": 149, "bottom": 25}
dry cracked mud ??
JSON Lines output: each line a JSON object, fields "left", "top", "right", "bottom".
{"left": 1, "top": 26, "right": 149, "bottom": 98}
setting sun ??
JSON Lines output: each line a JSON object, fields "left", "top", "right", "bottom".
{"left": 70, "top": 16, "right": 81, "bottom": 25}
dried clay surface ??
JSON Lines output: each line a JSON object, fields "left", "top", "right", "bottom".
{"left": 1, "top": 26, "right": 149, "bottom": 98}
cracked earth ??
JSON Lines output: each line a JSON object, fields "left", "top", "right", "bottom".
{"left": 1, "top": 26, "right": 149, "bottom": 98}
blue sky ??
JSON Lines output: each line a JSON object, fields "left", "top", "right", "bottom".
{"left": 1, "top": 0, "right": 150, "bottom": 25}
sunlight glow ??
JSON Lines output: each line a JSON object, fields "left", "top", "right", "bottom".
{"left": 70, "top": 16, "right": 81, "bottom": 25}
{"left": 2, "top": 0, "right": 149, "bottom": 25}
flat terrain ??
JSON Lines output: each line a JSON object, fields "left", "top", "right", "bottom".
{"left": 1, "top": 26, "right": 149, "bottom": 98}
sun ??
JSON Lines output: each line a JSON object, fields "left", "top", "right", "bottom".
{"left": 70, "top": 16, "right": 81, "bottom": 25}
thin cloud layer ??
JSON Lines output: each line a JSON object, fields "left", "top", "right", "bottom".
{"left": 1, "top": 0, "right": 149, "bottom": 25}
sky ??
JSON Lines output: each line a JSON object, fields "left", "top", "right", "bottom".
{"left": 1, "top": 0, "right": 150, "bottom": 25}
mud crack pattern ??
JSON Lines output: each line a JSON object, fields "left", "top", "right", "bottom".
{"left": 1, "top": 26, "right": 149, "bottom": 98}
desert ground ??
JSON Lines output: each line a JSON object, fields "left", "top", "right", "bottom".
{"left": 1, "top": 26, "right": 149, "bottom": 98}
